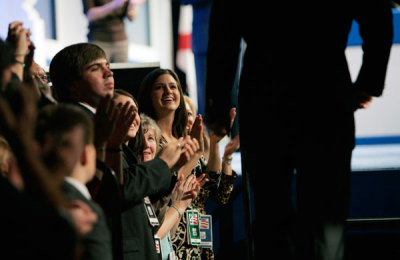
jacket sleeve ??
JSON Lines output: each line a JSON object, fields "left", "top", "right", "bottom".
{"left": 205, "top": 0, "right": 242, "bottom": 132}
{"left": 209, "top": 170, "right": 238, "bottom": 205}
{"left": 353, "top": 1, "right": 393, "bottom": 96}
{"left": 123, "top": 158, "right": 176, "bottom": 206}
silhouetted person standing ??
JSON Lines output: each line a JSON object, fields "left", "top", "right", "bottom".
{"left": 204, "top": 1, "right": 393, "bottom": 259}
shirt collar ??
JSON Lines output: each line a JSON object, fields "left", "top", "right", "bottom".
{"left": 65, "top": 177, "right": 92, "bottom": 200}
{"left": 78, "top": 102, "right": 96, "bottom": 114}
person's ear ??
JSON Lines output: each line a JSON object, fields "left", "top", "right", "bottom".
{"left": 70, "top": 80, "right": 83, "bottom": 100}
{"left": 80, "top": 145, "right": 89, "bottom": 166}
{"left": 1, "top": 158, "right": 10, "bottom": 176}
{"left": 38, "top": 137, "right": 53, "bottom": 158}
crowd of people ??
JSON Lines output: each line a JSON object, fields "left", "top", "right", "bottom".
{"left": 0, "top": 19, "right": 239, "bottom": 260}
{"left": 1, "top": 0, "right": 396, "bottom": 259}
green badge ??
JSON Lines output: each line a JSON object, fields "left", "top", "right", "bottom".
{"left": 186, "top": 210, "right": 201, "bottom": 245}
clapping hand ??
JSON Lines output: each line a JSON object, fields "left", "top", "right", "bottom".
{"left": 190, "top": 114, "right": 204, "bottom": 153}
{"left": 158, "top": 136, "right": 200, "bottom": 172}
{"left": 106, "top": 100, "right": 136, "bottom": 149}
{"left": 224, "top": 134, "right": 240, "bottom": 157}
{"left": 94, "top": 94, "right": 118, "bottom": 149}
{"left": 172, "top": 173, "right": 208, "bottom": 209}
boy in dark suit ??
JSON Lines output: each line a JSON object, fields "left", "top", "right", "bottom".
{"left": 35, "top": 103, "right": 113, "bottom": 260}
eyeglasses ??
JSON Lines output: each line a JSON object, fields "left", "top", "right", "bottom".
{"left": 34, "top": 74, "right": 49, "bottom": 83}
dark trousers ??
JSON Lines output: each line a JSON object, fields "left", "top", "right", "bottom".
{"left": 243, "top": 124, "right": 353, "bottom": 260}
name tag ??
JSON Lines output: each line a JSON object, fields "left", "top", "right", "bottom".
{"left": 154, "top": 235, "right": 162, "bottom": 258}
{"left": 200, "top": 214, "right": 213, "bottom": 248}
{"left": 144, "top": 196, "right": 159, "bottom": 227}
{"left": 186, "top": 210, "right": 201, "bottom": 245}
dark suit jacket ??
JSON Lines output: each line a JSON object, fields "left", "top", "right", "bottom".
{"left": 205, "top": 0, "right": 393, "bottom": 155}
{"left": 0, "top": 176, "right": 77, "bottom": 260}
{"left": 121, "top": 144, "right": 176, "bottom": 260}
{"left": 62, "top": 180, "right": 113, "bottom": 260}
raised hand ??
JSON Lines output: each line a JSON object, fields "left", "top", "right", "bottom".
{"left": 106, "top": 100, "right": 136, "bottom": 149}
{"left": 94, "top": 94, "right": 118, "bottom": 150}
{"left": 224, "top": 134, "right": 240, "bottom": 157}
{"left": 209, "top": 107, "right": 236, "bottom": 142}
{"left": 190, "top": 114, "right": 204, "bottom": 153}
{"left": 0, "top": 82, "right": 37, "bottom": 143}
{"left": 157, "top": 136, "right": 199, "bottom": 172}
{"left": 6, "top": 21, "right": 35, "bottom": 82}
{"left": 0, "top": 82, "right": 65, "bottom": 207}
{"left": 171, "top": 174, "right": 208, "bottom": 211}
{"left": 7, "top": 21, "right": 31, "bottom": 57}
{"left": 171, "top": 174, "right": 195, "bottom": 208}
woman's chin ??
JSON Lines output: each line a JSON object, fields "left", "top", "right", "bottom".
{"left": 143, "top": 154, "right": 152, "bottom": 162}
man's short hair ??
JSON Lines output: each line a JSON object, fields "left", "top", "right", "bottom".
{"left": 35, "top": 103, "right": 94, "bottom": 171}
{"left": 35, "top": 103, "right": 94, "bottom": 147}
{"left": 49, "top": 43, "right": 106, "bottom": 102}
